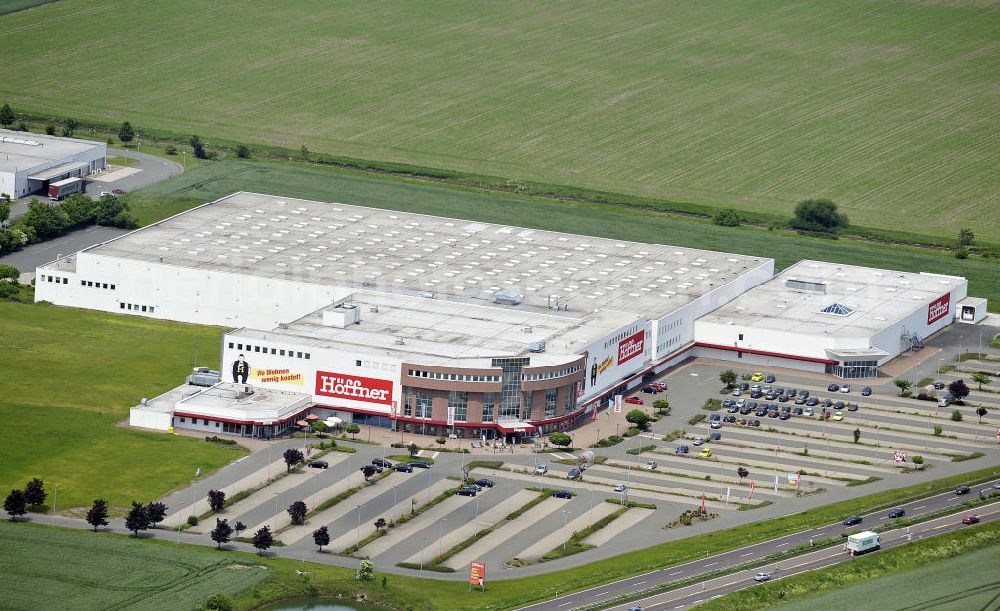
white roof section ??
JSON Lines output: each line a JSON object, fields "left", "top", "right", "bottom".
{"left": 84, "top": 191, "right": 771, "bottom": 320}
{"left": 0, "top": 129, "right": 104, "bottom": 173}
{"left": 237, "top": 290, "right": 634, "bottom": 367}
{"left": 699, "top": 260, "right": 966, "bottom": 338}
{"left": 175, "top": 383, "right": 311, "bottom": 424}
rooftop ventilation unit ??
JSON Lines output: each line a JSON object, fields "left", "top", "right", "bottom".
{"left": 494, "top": 290, "right": 523, "bottom": 305}
{"left": 322, "top": 303, "right": 360, "bottom": 328}
{"left": 527, "top": 341, "right": 546, "bottom": 353}
{"left": 786, "top": 278, "right": 826, "bottom": 293}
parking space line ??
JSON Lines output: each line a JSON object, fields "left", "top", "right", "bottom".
{"left": 741, "top": 552, "right": 754, "bottom": 557}
{"left": 595, "top": 590, "right": 610, "bottom": 597}
{"left": 775, "top": 542, "right": 788, "bottom": 547}
{"left": 705, "top": 562, "right": 717, "bottom": 567}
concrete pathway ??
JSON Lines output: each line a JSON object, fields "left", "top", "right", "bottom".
{"left": 595, "top": 462, "right": 797, "bottom": 497}
{"left": 245, "top": 469, "right": 369, "bottom": 536}
{"left": 444, "top": 496, "right": 565, "bottom": 570}
{"left": 582, "top": 507, "right": 654, "bottom": 547}
{"left": 357, "top": 494, "right": 478, "bottom": 558}
{"left": 514, "top": 502, "right": 618, "bottom": 561}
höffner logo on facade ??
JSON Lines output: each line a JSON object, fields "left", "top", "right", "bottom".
{"left": 315, "top": 371, "right": 393, "bottom": 405}
{"left": 617, "top": 330, "right": 646, "bottom": 365}
{"left": 926, "top": 293, "right": 951, "bottom": 325}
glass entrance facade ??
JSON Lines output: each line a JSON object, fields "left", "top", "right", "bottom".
{"left": 832, "top": 360, "right": 878, "bottom": 379}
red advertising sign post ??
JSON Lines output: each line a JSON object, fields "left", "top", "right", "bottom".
{"left": 469, "top": 561, "right": 486, "bottom": 592}
{"left": 315, "top": 371, "right": 394, "bottom": 406}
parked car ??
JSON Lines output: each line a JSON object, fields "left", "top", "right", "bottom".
{"left": 699, "top": 448, "right": 713, "bottom": 457}
{"left": 755, "top": 407, "right": 768, "bottom": 417}
{"left": 740, "top": 405, "right": 753, "bottom": 415}
{"left": 749, "top": 419, "right": 761, "bottom": 427}
{"left": 727, "top": 404, "right": 739, "bottom": 413}
{"left": 933, "top": 381, "right": 946, "bottom": 390}
{"left": 799, "top": 390, "right": 810, "bottom": 399}
{"left": 787, "top": 388, "right": 798, "bottom": 397}
{"left": 642, "top": 385, "right": 658, "bottom": 394}
{"left": 723, "top": 415, "right": 737, "bottom": 423}
{"left": 962, "top": 514, "right": 980, "bottom": 525}
{"left": 843, "top": 515, "right": 863, "bottom": 526}
{"left": 779, "top": 412, "right": 791, "bottom": 420}
{"left": 711, "top": 420, "right": 722, "bottom": 429}
{"left": 99, "top": 190, "right": 111, "bottom": 197}
{"left": 456, "top": 487, "right": 477, "bottom": 497}
{"left": 614, "top": 483, "right": 627, "bottom": 493}
{"left": 847, "top": 403, "right": 859, "bottom": 412}
{"left": 676, "top": 445, "right": 690, "bottom": 454}
{"left": 552, "top": 490, "right": 572, "bottom": 499}
{"left": 410, "top": 460, "right": 431, "bottom": 469}
{"left": 821, "top": 399, "right": 832, "bottom": 408}
{"left": 692, "top": 437, "right": 704, "bottom": 446}
{"left": 806, "top": 397, "right": 819, "bottom": 406}
{"left": 111, "top": 188, "right": 126, "bottom": 195}
{"left": 840, "top": 384, "right": 852, "bottom": 393}
{"left": 750, "top": 390, "right": 763, "bottom": 399}
{"left": 887, "top": 508, "right": 905, "bottom": 519}
{"left": 394, "top": 463, "right": 413, "bottom": 473}
{"left": 535, "top": 464, "right": 548, "bottom": 475}
{"left": 828, "top": 383, "right": 840, "bottom": 392}
{"left": 567, "top": 468, "right": 582, "bottom": 480}
{"left": 475, "top": 478, "right": 495, "bottom": 488}
{"left": 739, "top": 382, "right": 750, "bottom": 391}
{"left": 308, "top": 460, "right": 329, "bottom": 469}
{"left": 795, "top": 396, "right": 807, "bottom": 405}
{"left": 625, "top": 397, "right": 644, "bottom": 405}
{"left": 709, "top": 413, "right": 721, "bottom": 421}
{"left": 642, "top": 461, "right": 657, "bottom": 470}
{"left": 835, "top": 400, "right": 846, "bottom": 410}
{"left": 792, "top": 407, "right": 803, "bottom": 415}
{"left": 955, "top": 486, "right": 971, "bottom": 495}
{"left": 736, "top": 398, "right": 746, "bottom": 408}
{"left": 751, "top": 372, "right": 764, "bottom": 382}
{"left": 372, "top": 458, "right": 393, "bottom": 468}
{"left": 709, "top": 431, "right": 721, "bottom": 441}
{"left": 803, "top": 407, "right": 814, "bottom": 417}
{"left": 732, "top": 389, "right": 743, "bottom": 397}
{"left": 754, "top": 572, "right": 771, "bottom": 582}
{"left": 832, "top": 411, "right": 844, "bottom": 421}
{"left": 861, "top": 386, "right": 872, "bottom": 396}
{"left": 778, "top": 394, "right": 790, "bottom": 403}
{"left": 653, "top": 382, "right": 667, "bottom": 392}
{"left": 764, "top": 374, "right": 776, "bottom": 383}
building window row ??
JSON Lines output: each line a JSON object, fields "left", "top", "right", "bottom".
{"left": 228, "top": 341, "right": 310, "bottom": 359}
{"left": 449, "top": 391, "right": 468, "bottom": 422}
{"left": 40, "top": 275, "right": 69, "bottom": 285}
{"left": 120, "top": 302, "right": 154, "bottom": 314}
{"left": 81, "top": 279, "right": 115, "bottom": 290}
{"left": 604, "top": 324, "right": 644, "bottom": 349}
{"left": 408, "top": 369, "right": 501, "bottom": 382}
{"left": 659, "top": 318, "right": 681, "bottom": 332}
{"left": 657, "top": 333, "right": 682, "bottom": 354}
{"left": 523, "top": 364, "right": 582, "bottom": 381}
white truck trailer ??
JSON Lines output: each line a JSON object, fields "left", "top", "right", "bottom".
{"left": 845, "top": 531, "right": 880, "bottom": 556}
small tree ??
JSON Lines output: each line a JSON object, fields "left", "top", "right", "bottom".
{"left": 0, "top": 103, "right": 14, "bottom": 127}
{"left": 736, "top": 467, "right": 749, "bottom": 483}
{"left": 234, "top": 520, "right": 246, "bottom": 535}
{"left": 893, "top": 378, "right": 912, "bottom": 397}
{"left": 356, "top": 559, "right": 375, "bottom": 581}
{"left": 373, "top": 517, "right": 387, "bottom": 532}
{"left": 208, "top": 489, "right": 226, "bottom": 512}
{"left": 346, "top": 423, "right": 361, "bottom": 439}
{"left": 653, "top": 399, "right": 670, "bottom": 414}
{"left": 118, "top": 121, "right": 135, "bottom": 143}
{"left": 86, "top": 498, "right": 110, "bottom": 531}
{"left": 912, "top": 455, "right": 924, "bottom": 466}
{"left": 435, "top": 436, "right": 446, "bottom": 445}
{"left": 287, "top": 500, "right": 308, "bottom": 525}
{"left": 235, "top": 145, "right": 251, "bottom": 158}
{"left": 948, "top": 379, "right": 970, "bottom": 403}
{"left": 251, "top": 526, "right": 273, "bottom": 555}
{"left": 625, "top": 409, "right": 651, "bottom": 431}
{"left": 361, "top": 465, "right": 378, "bottom": 481}
{"left": 124, "top": 501, "right": 150, "bottom": 536}
{"left": 958, "top": 227, "right": 975, "bottom": 247}
{"left": 145, "top": 501, "right": 167, "bottom": 526}
{"left": 313, "top": 525, "right": 330, "bottom": 551}
{"left": 4, "top": 489, "right": 26, "bottom": 521}
{"left": 976, "top": 406, "right": 988, "bottom": 424}
{"left": 933, "top": 424, "right": 942, "bottom": 436}
{"left": 791, "top": 199, "right": 848, "bottom": 233}
{"left": 712, "top": 208, "right": 742, "bottom": 227}
{"left": 24, "top": 478, "right": 46, "bottom": 509}
{"left": 719, "top": 370, "right": 738, "bottom": 389}
{"left": 45, "top": 124, "right": 56, "bottom": 136}
{"left": 853, "top": 428, "right": 861, "bottom": 444}
{"left": 205, "top": 593, "right": 233, "bottom": 611}
{"left": 407, "top": 442, "right": 418, "bottom": 458}
{"left": 310, "top": 421, "right": 328, "bottom": 433}
{"left": 283, "top": 448, "right": 305, "bottom": 472}
{"left": 549, "top": 432, "right": 572, "bottom": 447}
{"left": 951, "top": 409, "right": 963, "bottom": 422}
{"left": 0, "top": 199, "right": 10, "bottom": 225}
{"left": 971, "top": 373, "right": 991, "bottom": 391}
{"left": 210, "top": 518, "right": 234, "bottom": 549}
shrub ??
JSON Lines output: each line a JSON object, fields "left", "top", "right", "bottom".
{"left": 186, "top": 515, "right": 199, "bottom": 526}
{"left": 912, "top": 455, "right": 925, "bottom": 466}
{"left": 235, "top": 145, "right": 251, "bottom": 158}
{"left": 955, "top": 247, "right": 969, "bottom": 259}
{"left": 951, "top": 409, "right": 963, "bottom": 422}
{"left": 712, "top": 208, "right": 742, "bottom": 227}
{"left": 205, "top": 593, "right": 233, "bottom": 611}
{"left": 933, "top": 425, "right": 943, "bottom": 436}
{"left": 435, "top": 437, "right": 446, "bottom": 445}
{"left": 165, "top": 145, "right": 177, "bottom": 155}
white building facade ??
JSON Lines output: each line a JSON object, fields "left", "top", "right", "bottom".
{"left": 0, "top": 129, "right": 107, "bottom": 199}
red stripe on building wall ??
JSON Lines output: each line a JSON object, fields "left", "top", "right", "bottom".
{"left": 694, "top": 342, "right": 838, "bottom": 365}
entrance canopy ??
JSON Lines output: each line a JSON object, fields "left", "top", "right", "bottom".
{"left": 28, "top": 160, "right": 89, "bottom": 181}
{"left": 496, "top": 421, "right": 536, "bottom": 434}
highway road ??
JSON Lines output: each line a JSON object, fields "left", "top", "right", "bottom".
{"left": 520, "top": 480, "right": 1000, "bottom": 610}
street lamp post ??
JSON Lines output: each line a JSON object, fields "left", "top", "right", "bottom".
{"left": 51, "top": 484, "right": 59, "bottom": 527}
{"left": 562, "top": 510, "right": 568, "bottom": 552}
{"left": 439, "top": 518, "right": 447, "bottom": 557}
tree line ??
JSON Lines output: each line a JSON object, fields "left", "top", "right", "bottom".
{"left": 0, "top": 193, "right": 137, "bottom": 256}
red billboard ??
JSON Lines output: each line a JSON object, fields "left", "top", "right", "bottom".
{"left": 617, "top": 330, "right": 645, "bottom": 365}
{"left": 469, "top": 560, "right": 485, "bottom": 586}
{"left": 315, "top": 371, "right": 393, "bottom": 406}
{"left": 926, "top": 293, "right": 951, "bottom": 324}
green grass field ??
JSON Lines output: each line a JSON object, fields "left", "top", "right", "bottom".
{"left": 0, "top": 301, "right": 245, "bottom": 512}
{"left": 129, "top": 159, "right": 1000, "bottom": 310}
{"left": 776, "top": 541, "right": 1000, "bottom": 611}
{"left": 0, "top": 522, "right": 268, "bottom": 610}
{"left": 0, "top": 0, "right": 56, "bottom": 15}
{"left": 2, "top": 0, "right": 998, "bottom": 241}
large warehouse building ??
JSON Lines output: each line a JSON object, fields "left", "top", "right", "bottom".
{"left": 0, "top": 129, "right": 107, "bottom": 199}
{"left": 37, "top": 192, "right": 773, "bottom": 438}
{"left": 35, "top": 192, "right": 985, "bottom": 438}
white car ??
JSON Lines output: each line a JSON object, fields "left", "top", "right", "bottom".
{"left": 535, "top": 464, "right": 548, "bottom": 475}
{"left": 642, "top": 461, "right": 657, "bottom": 470}
{"left": 614, "top": 483, "right": 626, "bottom": 492}
{"left": 754, "top": 572, "right": 771, "bottom": 582}
{"left": 99, "top": 191, "right": 111, "bottom": 197}
{"left": 692, "top": 437, "right": 704, "bottom": 446}
{"left": 803, "top": 406, "right": 814, "bottom": 417}
{"left": 840, "top": 384, "right": 852, "bottom": 393}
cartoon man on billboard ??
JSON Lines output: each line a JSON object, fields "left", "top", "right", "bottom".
{"left": 232, "top": 354, "right": 250, "bottom": 384}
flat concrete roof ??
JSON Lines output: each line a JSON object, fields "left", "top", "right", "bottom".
{"left": 237, "top": 289, "right": 636, "bottom": 367}
{"left": 83, "top": 192, "right": 771, "bottom": 320}
{"left": 0, "top": 129, "right": 104, "bottom": 174}
{"left": 698, "top": 260, "right": 965, "bottom": 338}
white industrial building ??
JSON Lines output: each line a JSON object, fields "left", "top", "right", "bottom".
{"left": 0, "top": 129, "right": 107, "bottom": 199}
{"left": 35, "top": 192, "right": 773, "bottom": 438}
{"left": 694, "top": 260, "right": 983, "bottom": 377}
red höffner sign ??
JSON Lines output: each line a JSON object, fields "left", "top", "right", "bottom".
{"left": 617, "top": 330, "right": 646, "bottom": 365}
{"left": 315, "top": 371, "right": 393, "bottom": 405}
{"left": 926, "top": 293, "right": 950, "bottom": 325}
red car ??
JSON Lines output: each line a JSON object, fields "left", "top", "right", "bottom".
{"left": 624, "top": 397, "right": 644, "bottom": 405}
{"left": 962, "top": 514, "right": 980, "bottom": 525}
{"left": 112, "top": 188, "right": 126, "bottom": 195}
{"left": 653, "top": 383, "right": 667, "bottom": 392}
